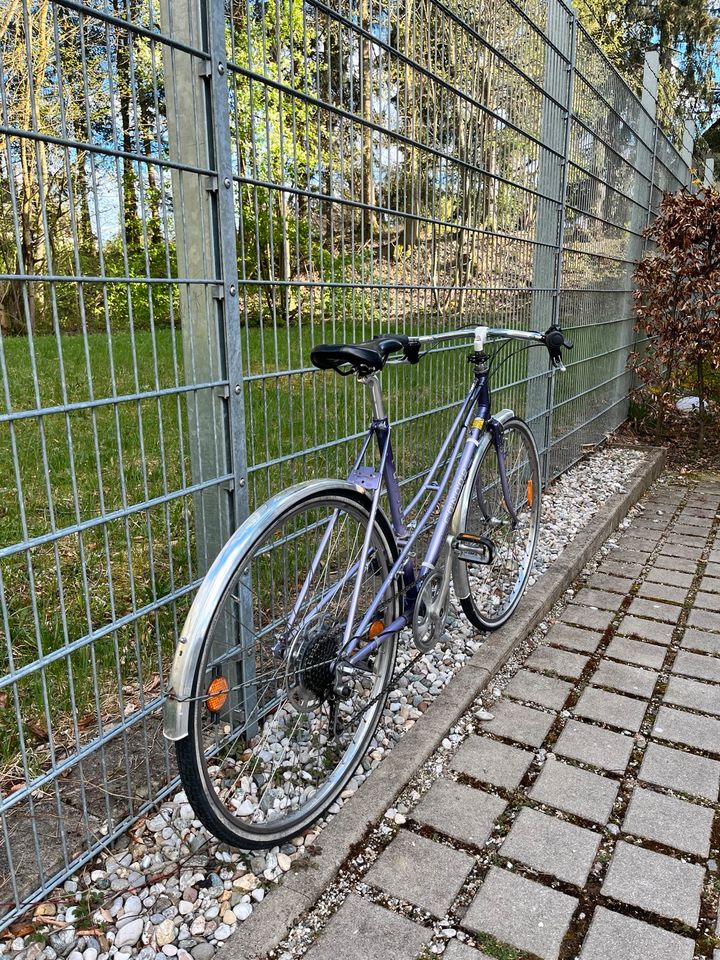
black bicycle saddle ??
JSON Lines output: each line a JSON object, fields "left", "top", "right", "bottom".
{"left": 310, "top": 334, "right": 420, "bottom": 374}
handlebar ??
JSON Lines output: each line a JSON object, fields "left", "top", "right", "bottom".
{"left": 403, "top": 324, "right": 573, "bottom": 371}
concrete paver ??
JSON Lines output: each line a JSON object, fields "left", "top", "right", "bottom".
{"left": 659, "top": 543, "right": 703, "bottom": 561}
{"left": 601, "top": 841, "right": 704, "bottom": 926}
{"left": 529, "top": 756, "right": 619, "bottom": 824}
{"left": 365, "top": 831, "right": 474, "bottom": 916}
{"left": 694, "top": 591, "right": 720, "bottom": 611}
{"left": 579, "top": 907, "right": 695, "bottom": 960}
{"left": 687, "top": 607, "right": 720, "bottom": 633}
{"left": 585, "top": 574, "right": 634, "bottom": 595}
{"left": 526, "top": 646, "right": 589, "bottom": 680}
{"left": 664, "top": 674, "right": 720, "bottom": 716}
{"left": 544, "top": 623, "right": 603, "bottom": 654}
{"left": 450, "top": 736, "right": 533, "bottom": 790}
{"left": 572, "top": 588, "right": 623, "bottom": 610}
{"left": 638, "top": 741, "right": 720, "bottom": 800}
{"left": 499, "top": 807, "right": 601, "bottom": 886}
{"left": 616, "top": 615, "right": 674, "bottom": 644}
{"left": 412, "top": 779, "right": 506, "bottom": 847}
{"left": 652, "top": 704, "right": 720, "bottom": 754}
{"left": 673, "top": 649, "right": 720, "bottom": 682}
{"left": 626, "top": 597, "right": 682, "bottom": 623}
{"left": 554, "top": 720, "right": 634, "bottom": 773}
{"left": 604, "top": 635, "right": 666, "bottom": 669}
{"left": 479, "top": 700, "right": 555, "bottom": 748}
{"left": 463, "top": 868, "right": 577, "bottom": 960}
{"left": 504, "top": 670, "right": 572, "bottom": 710}
{"left": 561, "top": 604, "right": 614, "bottom": 631}
{"left": 589, "top": 660, "right": 658, "bottom": 698}
{"left": 304, "top": 893, "right": 431, "bottom": 960}
{"left": 442, "top": 942, "right": 493, "bottom": 960}
{"left": 654, "top": 554, "right": 696, "bottom": 573}
{"left": 573, "top": 686, "right": 647, "bottom": 732}
{"left": 646, "top": 567, "right": 693, "bottom": 587}
{"left": 621, "top": 785, "right": 713, "bottom": 856}
{"left": 637, "top": 581, "right": 688, "bottom": 604}
{"left": 616, "top": 536, "right": 654, "bottom": 554}
{"left": 598, "top": 559, "right": 644, "bottom": 579}
{"left": 680, "top": 627, "right": 720, "bottom": 654}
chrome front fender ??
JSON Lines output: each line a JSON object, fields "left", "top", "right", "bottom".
{"left": 163, "top": 478, "right": 369, "bottom": 741}
{"left": 451, "top": 408, "right": 515, "bottom": 601}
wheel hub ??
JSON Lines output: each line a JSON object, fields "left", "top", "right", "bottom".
{"left": 286, "top": 622, "right": 339, "bottom": 709}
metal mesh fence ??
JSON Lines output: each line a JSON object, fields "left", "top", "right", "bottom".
{"left": 0, "top": 0, "right": 689, "bottom": 927}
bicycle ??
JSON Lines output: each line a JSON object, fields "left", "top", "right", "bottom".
{"left": 164, "top": 324, "right": 573, "bottom": 847}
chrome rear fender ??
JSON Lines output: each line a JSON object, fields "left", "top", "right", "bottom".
{"left": 163, "top": 478, "right": 380, "bottom": 741}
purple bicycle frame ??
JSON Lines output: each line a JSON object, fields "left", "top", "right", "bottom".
{"left": 338, "top": 361, "right": 502, "bottom": 664}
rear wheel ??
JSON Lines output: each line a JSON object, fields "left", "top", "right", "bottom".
{"left": 458, "top": 418, "right": 541, "bottom": 630}
{"left": 176, "top": 488, "right": 399, "bottom": 848}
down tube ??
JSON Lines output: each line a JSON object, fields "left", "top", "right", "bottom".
{"left": 419, "top": 417, "right": 487, "bottom": 577}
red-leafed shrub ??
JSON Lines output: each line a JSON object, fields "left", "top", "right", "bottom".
{"left": 632, "top": 186, "right": 720, "bottom": 448}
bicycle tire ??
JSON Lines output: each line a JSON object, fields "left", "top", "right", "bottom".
{"left": 457, "top": 417, "right": 541, "bottom": 630}
{"left": 175, "top": 486, "right": 399, "bottom": 848}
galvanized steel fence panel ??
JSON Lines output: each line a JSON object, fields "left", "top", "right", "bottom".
{"left": 0, "top": 0, "right": 689, "bottom": 927}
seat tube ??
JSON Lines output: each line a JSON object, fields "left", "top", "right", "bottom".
{"left": 362, "top": 375, "right": 407, "bottom": 539}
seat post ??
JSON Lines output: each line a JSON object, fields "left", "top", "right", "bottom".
{"left": 361, "top": 373, "right": 387, "bottom": 423}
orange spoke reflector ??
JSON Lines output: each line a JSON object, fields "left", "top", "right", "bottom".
{"left": 368, "top": 620, "right": 385, "bottom": 640}
{"left": 527, "top": 479, "right": 533, "bottom": 506}
{"left": 206, "top": 676, "right": 229, "bottom": 712}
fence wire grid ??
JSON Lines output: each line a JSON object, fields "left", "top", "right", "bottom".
{"left": 0, "top": 0, "right": 689, "bottom": 926}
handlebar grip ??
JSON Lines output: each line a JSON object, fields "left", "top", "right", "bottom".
{"left": 403, "top": 342, "right": 422, "bottom": 364}
{"left": 543, "top": 325, "right": 573, "bottom": 370}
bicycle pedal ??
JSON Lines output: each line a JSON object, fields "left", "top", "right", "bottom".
{"left": 452, "top": 534, "right": 494, "bottom": 565}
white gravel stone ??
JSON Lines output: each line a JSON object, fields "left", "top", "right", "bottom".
{"left": 113, "top": 920, "right": 143, "bottom": 950}
{"left": 233, "top": 903, "right": 252, "bottom": 922}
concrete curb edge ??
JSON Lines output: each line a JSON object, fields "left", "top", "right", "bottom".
{"left": 231, "top": 445, "right": 667, "bottom": 960}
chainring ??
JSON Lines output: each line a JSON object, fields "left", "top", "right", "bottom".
{"left": 412, "top": 568, "right": 449, "bottom": 653}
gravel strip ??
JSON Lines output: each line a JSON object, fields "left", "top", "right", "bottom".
{"left": 3, "top": 447, "right": 646, "bottom": 960}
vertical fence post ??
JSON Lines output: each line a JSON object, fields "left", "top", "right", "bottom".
{"left": 528, "top": 1, "right": 576, "bottom": 485}
{"left": 628, "top": 50, "right": 659, "bottom": 409}
{"left": 639, "top": 51, "right": 659, "bottom": 243}
{"left": 161, "top": 0, "right": 249, "bottom": 561}
{"left": 160, "top": 0, "right": 234, "bottom": 575}
{"left": 681, "top": 119, "right": 696, "bottom": 183}
{"left": 204, "top": 0, "right": 257, "bottom": 733}
{"left": 161, "top": 0, "right": 255, "bottom": 728}
{"left": 705, "top": 158, "right": 716, "bottom": 188}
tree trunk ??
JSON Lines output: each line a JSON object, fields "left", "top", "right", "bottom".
{"left": 115, "top": 0, "right": 140, "bottom": 248}
{"left": 360, "top": 0, "right": 376, "bottom": 238}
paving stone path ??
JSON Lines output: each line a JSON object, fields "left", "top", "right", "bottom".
{"left": 289, "top": 478, "right": 720, "bottom": 960}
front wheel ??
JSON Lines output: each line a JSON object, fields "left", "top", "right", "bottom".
{"left": 176, "top": 488, "right": 399, "bottom": 848}
{"left": 457, "top": 417, "right": 541, "bottom": 630}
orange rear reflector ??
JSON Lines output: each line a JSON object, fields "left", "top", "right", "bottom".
{"left": 527, "top": 479, "right": 533, "bottom": 506}
{"left": 206, "top": 676, "right": 229, "bottom": 712}
{"left": 368, "top": 620, "right": 385, "bottom": 640}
